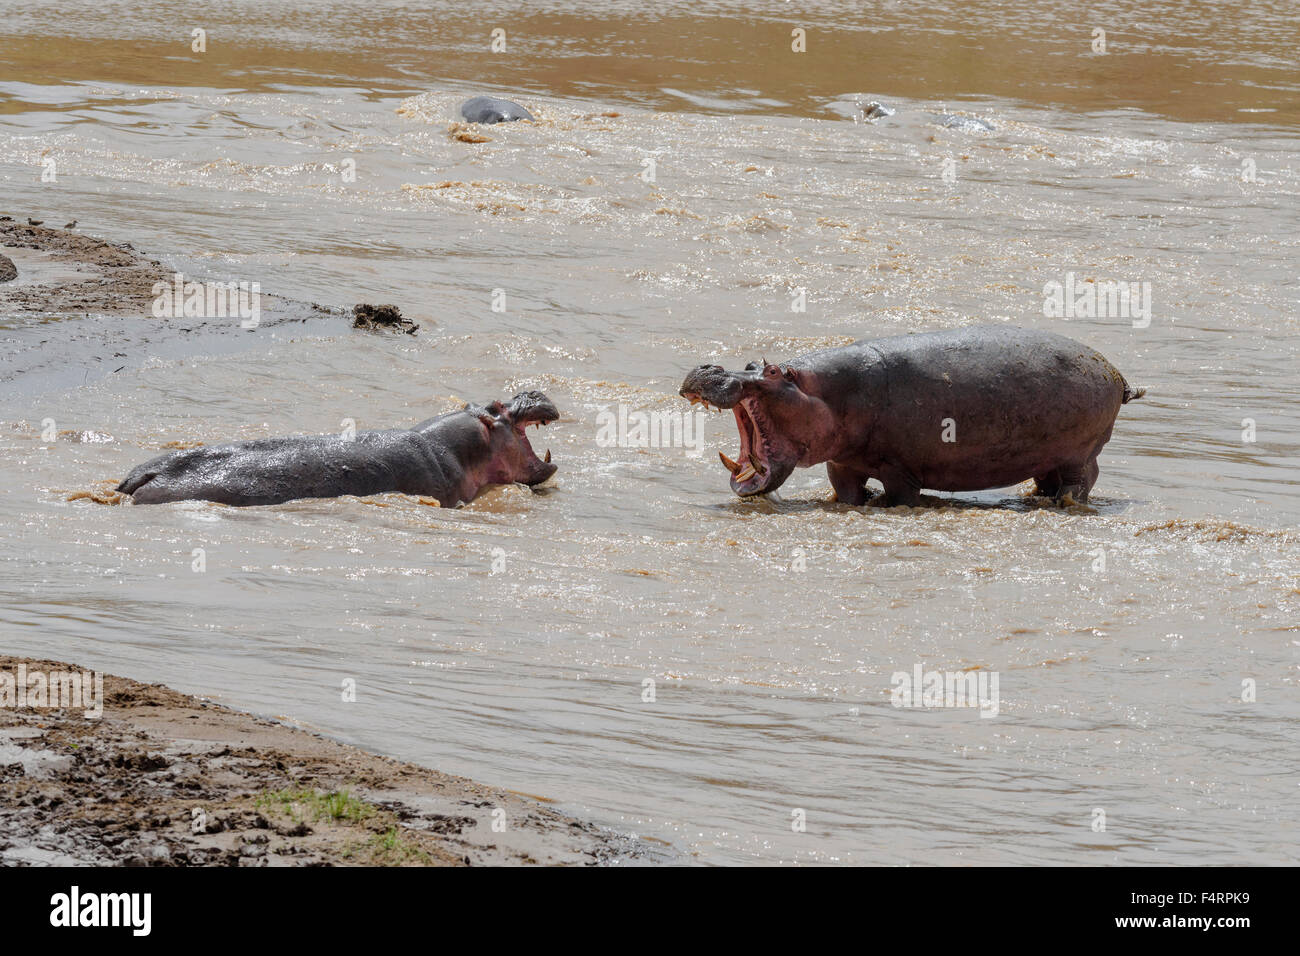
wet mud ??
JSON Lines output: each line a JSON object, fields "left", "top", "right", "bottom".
{"left": 352, "top": 303, "right": 419, "bottom": 334}
{"left": 0, "top": 654, "right": 653, "bottom": 866}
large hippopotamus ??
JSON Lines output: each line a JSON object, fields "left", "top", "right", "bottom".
{"left": 117, "top": 391, "right": 558, "bottom": 507}
{"left": 679, "top": 326, "right": 1145, "bottom": 507}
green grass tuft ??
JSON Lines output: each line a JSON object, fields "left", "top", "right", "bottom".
{"left": 256, "top": 787, "right": 374, "bottom": 824}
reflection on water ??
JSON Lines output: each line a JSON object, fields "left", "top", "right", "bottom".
{"left": 0, "top": 1, "right": 1298, "bottom": 864}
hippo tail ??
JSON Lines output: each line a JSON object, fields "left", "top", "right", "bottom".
{"left": 1121, "top": 381, "right": 1147, "bottom": 404}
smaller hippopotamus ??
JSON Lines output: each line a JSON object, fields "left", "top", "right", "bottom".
{"left": 459, "top": 96, "right": 535, "bottom": 125}
{"left": 117, "top": 391, "right": 558, "bottom": 507}
{"left": 680, "top": 326, "right": 1145, "bottom": 507}
{"left": 852, "top": 100, "right": 993, "bottom": 131}
{"left": 858, "top": 101, "right": 897, "bottom": 122}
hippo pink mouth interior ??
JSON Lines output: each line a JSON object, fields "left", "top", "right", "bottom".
{"left": 515, "top": 415, "right": 554, "bottom": 471}
{"left": 492, "top": 390, "right": 559, "bottom": 484}
{"left": 720, "top": 399, "right": 775, "bottom": 495}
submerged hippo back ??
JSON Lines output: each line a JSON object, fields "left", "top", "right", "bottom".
{"left": 459, "top": 96, "right": 534, "bottom": 124}
{"left": 118, "top": 429, "right": 454, "bottom": 507}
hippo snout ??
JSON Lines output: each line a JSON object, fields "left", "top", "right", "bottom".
{"left": 506, "top": 390, "right": 560, "bottom": 425}
{"left": 680, "top": 365, "right": 744, "bottom": 409}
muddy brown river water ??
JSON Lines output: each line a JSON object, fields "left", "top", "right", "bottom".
{"left": 1, "top": 2, "right": 1297, "bottom": 863}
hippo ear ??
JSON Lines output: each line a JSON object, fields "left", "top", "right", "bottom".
{"left": 475, "top": 402, "right": 505, "bottom": 429}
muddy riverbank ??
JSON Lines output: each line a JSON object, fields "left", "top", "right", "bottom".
{"left": 0, "top": 217, "right": 335, "bottom": 320}
{"left": 0, "top": 219, "right": 347, "bottom": 397}
{"left": 0, "top": 654, "right": 651, "bottom": 866}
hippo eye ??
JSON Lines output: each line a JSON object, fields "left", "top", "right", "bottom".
{"left": 764, "top": 365, "right": 782, "bottom": 378}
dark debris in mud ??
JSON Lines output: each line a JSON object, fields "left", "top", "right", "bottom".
{"left": 352, "top": 303, "right": 419, "bottom": 334}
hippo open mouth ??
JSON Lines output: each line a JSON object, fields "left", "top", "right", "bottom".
{"left": 722, "top": 399, "right": 779, "bottom": 496}
{"left": 503, "top": 390, "right": 559, "bottom": 484}
{"left": 514, "top": 418, "right": 555, "bottom": 481}
{"left": 679, "top": 365, "right": 798, "bottom": 497}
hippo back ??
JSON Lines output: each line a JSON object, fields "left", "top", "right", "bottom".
{"left": 823, "top": 325, "right": 1127, "bottom": 491}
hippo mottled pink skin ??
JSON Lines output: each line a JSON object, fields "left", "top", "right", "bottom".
{"left": 680, "top": 325, "right": 1145, "bottom": 507}
{"left": 117, "top": 391, "right": 558, "bottom": 507}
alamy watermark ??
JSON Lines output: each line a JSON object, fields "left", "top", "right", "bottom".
{"left": 50, "top": 886, "right": 150, "bottom": 936}
{"left": 1, "top": 663, "right": 104, "bottom": 719}
{"left": 891, "top": 663, "right": 999, "bottom": 718}
{"left": 151, "top": 272, "right": 261, "bottom": 328}
{"left": 1043, "top": 271, "right": 1151, "bottom": 328}
{"left": 595, "top": 403, "right": 706, "bottom": 456}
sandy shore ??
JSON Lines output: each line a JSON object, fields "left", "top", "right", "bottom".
{"left": 0, "top": 654, "right": 649, "bottom": 866}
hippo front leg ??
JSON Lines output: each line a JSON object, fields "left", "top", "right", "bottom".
{"left": 827, "top": 462, "right": 873, "bottom": 506}
{"left": 869, "top": 464, "right": 923, "bottom": 508}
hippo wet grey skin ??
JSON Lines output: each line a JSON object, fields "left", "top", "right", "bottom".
{"left": 117, "top": 391, "right": 558, "bottom": 507}
{"left": 459, "top": 96, "right": 534, "bottom": 124}
{"left": 680, "top": 326, "right": 1145, "bottom": 507}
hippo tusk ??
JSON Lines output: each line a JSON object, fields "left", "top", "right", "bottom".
{"left": 544, "top": 449, "right": 551, "bottom": 463}
{"left": 719, "top": 451, "right": 741, "bottom": 475}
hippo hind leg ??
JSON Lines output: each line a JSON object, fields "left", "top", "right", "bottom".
{"left": 1052, "top": 457, "right": 1099, "bottom": 506}
{"left": 116, "top": 469, "right": 156, "bottom": 497}
{"left": 120, "top": 472, "right": 184, "bottom": 504}
{"left": 117, "top": 466, "right": 178, "bottom": 502}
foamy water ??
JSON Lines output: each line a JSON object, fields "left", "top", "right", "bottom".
{"left": 1, "top": 2, "right": 1298, "bottom": 863}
